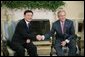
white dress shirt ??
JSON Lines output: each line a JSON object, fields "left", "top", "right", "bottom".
{"left": 25, "top": 20, "right": 30, "bottom": 28}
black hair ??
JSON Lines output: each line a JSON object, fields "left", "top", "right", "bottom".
{"left": 24, "top": 10, "right": 33, "bottom": 15}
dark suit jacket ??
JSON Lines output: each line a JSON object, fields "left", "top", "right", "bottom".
{"left": 44, "top": 19, "right": 75, "bottom": 40}
{"left": 11, "top": 19, "right": 36, "bottom": 44}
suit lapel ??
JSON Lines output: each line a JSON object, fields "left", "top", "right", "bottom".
{"left": 64, "top": 19, "right": 68, "bottom": 34}
{"left": 23, "top": 19, "right": 29, "bottom": 33}
{"left": 58, "top": 20, "right": 62, "bottom": 34}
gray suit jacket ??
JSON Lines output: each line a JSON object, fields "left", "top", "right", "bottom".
{"left": 44, "top": 19, "right": 75, "bottom": 40}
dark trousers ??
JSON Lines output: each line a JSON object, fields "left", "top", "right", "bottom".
{"left": 11, "top": 42, "right": 38, "bottom": 56}
{"left": 54, "top": 39, "right": 76, "bottom": 56}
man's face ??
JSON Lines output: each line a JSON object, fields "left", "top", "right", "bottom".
{"left": 58, "top": 12, "right": 66, "bottom": 22}
{"left": 24, "top": 12, "right": 33, "bottom": 22}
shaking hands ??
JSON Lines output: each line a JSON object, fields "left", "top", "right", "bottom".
{"left": 36, "top": 35, "right": 44, "bottom": 41}
{"left": 26, "top": 35, "right": 45, "bottom": 44}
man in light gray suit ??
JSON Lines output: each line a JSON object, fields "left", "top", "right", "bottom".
{"left": 37, "top": 10, "right": 76, "bottom": 56}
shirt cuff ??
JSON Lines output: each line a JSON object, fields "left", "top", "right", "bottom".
{"left": 42, "top": 35, "right": 45, "bottom": 40}
{"left": 65, "top": 39, "right": 70, "bottom": 43}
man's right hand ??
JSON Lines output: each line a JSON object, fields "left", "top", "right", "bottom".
{"left": 36, "top": 35, "right": 43, "bottom": 41}
{"left": 36, "top": 35, "right": 45, "bottom": 41}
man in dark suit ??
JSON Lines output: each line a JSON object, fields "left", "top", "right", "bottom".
{"left": 11, "top": 10, "right": 40, "bottom": 56}
{"left": 37, "top": 10, "right": 76, "bottom": 56}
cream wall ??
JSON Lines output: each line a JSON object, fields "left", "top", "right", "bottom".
{"left": 63, "top": 1, "right": 84, "bottom": 19}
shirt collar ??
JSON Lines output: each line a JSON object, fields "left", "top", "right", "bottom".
{"left": 25, "top": 20, "right": 30, "bottom": 25}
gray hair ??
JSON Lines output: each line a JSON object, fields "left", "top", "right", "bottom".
{"left": 57, "top": 9, "right": 66, "bottom": 15}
